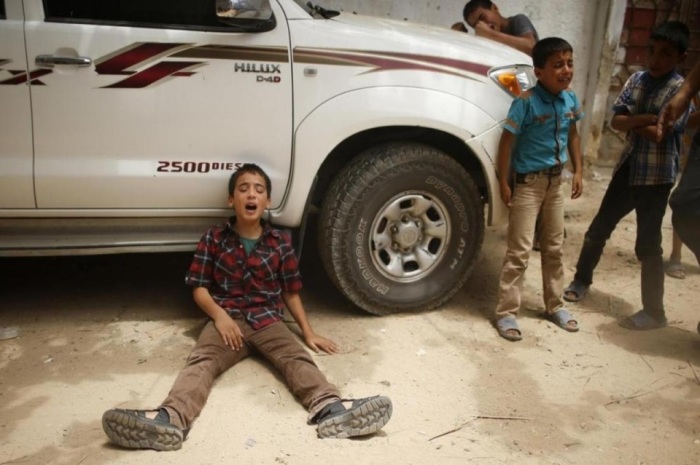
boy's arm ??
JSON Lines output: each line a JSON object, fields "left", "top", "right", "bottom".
{"left": 193, "top": 286, "right": 245, "bottom": 351}
{"left": 474, "top": 22, "right": 536, "bottom": 55}
{"left": 567, "top": 122, "right": 583, "bottom": 199}
{"left": 632, "top": 125, "right": 659, "bottom": 141}
{"left": 658, "top": 62, "right": 700, "bottom": 140}
{"left": 497, "top": 129, "right": 516, "bottom": 207}
{"left": 611, "top": 110, "right": 659, "bottom": 140}
{"left": 282, "top": 291, "right": 339, "bottom": 354}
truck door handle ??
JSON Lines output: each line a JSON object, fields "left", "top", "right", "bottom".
{"left": 35, "top": 55, "right": 93, "bottom": 68}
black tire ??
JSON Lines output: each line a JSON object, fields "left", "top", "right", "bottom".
{"left": 318, "top": 142, "right": 484, "bottom": 315}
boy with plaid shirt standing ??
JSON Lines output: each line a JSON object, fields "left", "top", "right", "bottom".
{"left": 564, "top": 21, "right": 691, "bottom": 330}
{"left": 102, "top": 164, "right": 392, "bottom": 450}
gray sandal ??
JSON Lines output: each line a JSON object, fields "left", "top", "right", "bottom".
{"left": 495, "top": 316, "right": 523, "bottom": 341}
{"left": 563, "top": 280, "right": 589, "bottom": 302}
{"left": 547, "top": 308, "right": 579, "bottom": 332}
{"left": 619, "top": 310, "right": 667, "bottom": 331}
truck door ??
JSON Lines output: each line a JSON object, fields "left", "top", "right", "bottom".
{"left": 0, "top": 1, "right": 35, "bottom": 208}
{"left": 24, "top": 0, "right": 293, "bottom": 210}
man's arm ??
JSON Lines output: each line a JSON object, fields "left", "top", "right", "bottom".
{"left": 282, "top": 291, "right": 339, "bottom": 354}
{"left": 474, "top": 21, "right": 536, "bottom": 55}
{"left": 193, "top": 286, "right": 245, "bottom": 351}
{"left": 567, "top": 122, "right": 583, "bottom": 199}
{"left": 497, "top": 129, "right": 516, "bottom": 207}
{"left": 658, "top": 61, "right": 700, "bottom": 141}
{"left": 688, "top": 110, "right": 700, "bottom": 130}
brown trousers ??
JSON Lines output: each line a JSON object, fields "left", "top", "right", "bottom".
{"left": 494, "top": 172, "right": 566, "bottom": 319}
{"left": 161, "top": 319, "right": 341, "bottom": 430}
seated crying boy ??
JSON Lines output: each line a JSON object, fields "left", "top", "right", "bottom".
{"left": 102, "top": 164, "right": 392, "bottom": 450}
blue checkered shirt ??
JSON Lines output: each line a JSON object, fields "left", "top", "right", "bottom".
{"left": 613, "top": 70, "right": 690, "bottom": 186}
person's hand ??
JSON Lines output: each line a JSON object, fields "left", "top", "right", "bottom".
{"left": 657, "top": 94, "right": 690, "bottom": 142}
{"left": 474, "top": 20, "right": 494, "bottom": 35}
{"left": 214, "top": 315, "right": 244, "bottom": 351}
{"left": 571, "top": 172, "right": 583, "bottom": 199}
{"left": 304, "top": 332, "right": 339, "bottom": 354}
{"left": 635, "top": 113, "right": 658, "bottom": 127}
{"left": 499, "top": 182, "right": 512, "bottom": 207}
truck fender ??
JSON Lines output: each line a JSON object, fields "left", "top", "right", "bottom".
{"left": 279, "top": 86, "right": 500, "bottom": 225}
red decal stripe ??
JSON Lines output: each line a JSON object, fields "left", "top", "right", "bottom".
{"left": 102, "top": 61, "right": 201, "bottom": 88}
{"left": 96, "top": 43, "right": 190, "bottom": 76}
{"left": 0, "top": 69, "right": 52, "bottom": 85}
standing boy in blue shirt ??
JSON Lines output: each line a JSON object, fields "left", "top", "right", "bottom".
{"left": 563, "top": 21, "right": 690, "bottom": 330}
{"left": 493, "top": 37, "right": 584, "bottom": 341}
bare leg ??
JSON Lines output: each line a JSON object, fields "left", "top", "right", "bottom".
{"left": 665, "top": 229, "right": 685, "bottom": 279}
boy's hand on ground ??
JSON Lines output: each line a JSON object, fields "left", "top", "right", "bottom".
{"left": 214, "top": 316, "right": 244, "bottom": 351}
{"left": 571, "top": 172, "right": 583, "bottom": 199}
{"left": 499, "top": 182, "right": 512, "bottom": 207}
{"left": 304, "top": 332, "right": 340, "bottom": 354}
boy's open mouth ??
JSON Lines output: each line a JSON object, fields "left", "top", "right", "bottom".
{"left": 245, "top": 203, "right": 257, "bottom": 212}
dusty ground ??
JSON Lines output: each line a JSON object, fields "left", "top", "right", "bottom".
{"left": 1, "top": 165, "right": 700, "bottom": 465}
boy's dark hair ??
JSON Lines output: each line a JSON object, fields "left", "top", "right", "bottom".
{"left": 463, "top": 0, "right": 494, "bottom": 23}
{"left": 228, "top": 163, "right": 272, "bottom": 197}
{"left": 532, "top": 37, "right": 573, "bottom": 69}
{"left": 650, "top": 20, "right": 690, "bottom": 54}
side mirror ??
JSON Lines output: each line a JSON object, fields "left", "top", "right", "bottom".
{"left": 216, "top": 0, "right": 276, "bottom": 31}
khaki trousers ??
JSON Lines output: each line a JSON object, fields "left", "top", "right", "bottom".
{"left": 494, "top": 172, "right": 565, "bottom": 319}
{"left": 161, "top": 319, "right": 341, "bottom": 430}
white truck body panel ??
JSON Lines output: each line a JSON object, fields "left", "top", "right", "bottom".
{"left": 0, "top": 0, "right": 535, "bottom": 312}
{"left": 23, "top": 1, "right": 293, "bottom": 210}
{"left": 0, "top": 4, "right": 34, "bottom": 209}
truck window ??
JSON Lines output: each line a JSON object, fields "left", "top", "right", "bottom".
{"left": 43, "top": 0, "right": 222, "bottom": 29}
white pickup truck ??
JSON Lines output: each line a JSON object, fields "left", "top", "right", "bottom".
{"left": 0, "top": 0, "right": 534, "bottom": 314}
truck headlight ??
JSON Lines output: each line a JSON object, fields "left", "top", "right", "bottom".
{"left": 489, "top": 65, "right": 536, "bottom": 97}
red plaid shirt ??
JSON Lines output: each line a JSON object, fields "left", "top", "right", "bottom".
{"left": 185, "top": 218, "right": 302, "bottom": 330}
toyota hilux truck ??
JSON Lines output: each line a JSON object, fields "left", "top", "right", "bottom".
{"left": 0, "top": 0, "right": 535, "bottom": 315}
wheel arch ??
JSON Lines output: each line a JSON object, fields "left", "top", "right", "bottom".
{"left": 280, "top": 87, "right": 500, "bottom": 227}
{"left": 312, "top": 126, "right": 490, "bottom": 209}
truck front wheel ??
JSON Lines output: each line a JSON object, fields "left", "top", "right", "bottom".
{"left": 318, "top": 142, "right": 484, "bottom": 315}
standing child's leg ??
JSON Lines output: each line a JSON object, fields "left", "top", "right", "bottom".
{"left": 537, "top": 174, "right": 577, "bottom": 327}
{"left": 493, "top": 173, "right": 545, "bottom": 340}
{"left": 665, "top": 229, "right": 685, "bottom": 279}
{"left": 620, "top": 184, "right": 673, "bottom": 330}
{"left": 564, "top": 163, "right": 635, "bottom": 302}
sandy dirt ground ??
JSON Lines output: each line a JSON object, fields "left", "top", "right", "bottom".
{"left": 1, "top": 165, "right": 700, "bottom": 465}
